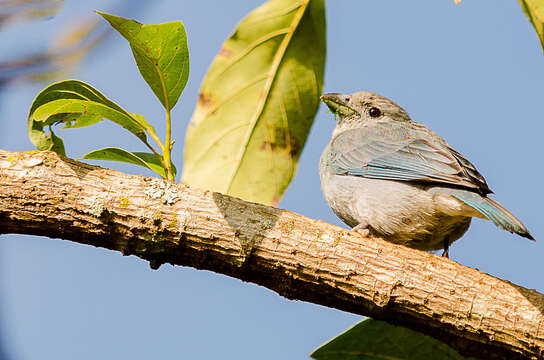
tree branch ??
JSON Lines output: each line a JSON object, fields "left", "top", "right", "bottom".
{"left": 0, "top": 149, "right": 542, "bottom": 359}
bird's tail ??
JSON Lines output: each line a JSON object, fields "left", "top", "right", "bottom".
{"left": 452, "top": 192, "right": 534, "bottom": 240}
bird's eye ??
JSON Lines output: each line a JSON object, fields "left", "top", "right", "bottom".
{"left": 369, "top": 107, "right": 381, "bottom": 118}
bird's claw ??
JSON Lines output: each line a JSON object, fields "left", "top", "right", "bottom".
{"left": 352, "top": 224, "right": 370, "bottom": 237}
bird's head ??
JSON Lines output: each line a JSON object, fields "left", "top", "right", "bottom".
{"left": 321, "top": 91, "right": 411, "bottom": 135}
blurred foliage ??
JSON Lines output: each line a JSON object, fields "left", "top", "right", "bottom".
{"left": 0, "top": 0, "right": 64, "bottom": 29}
{"left": 0, "top": 0, "right": 148, "bottom": 90}
{"left": 0, "top": 16, "right": 105, "bottom": 88}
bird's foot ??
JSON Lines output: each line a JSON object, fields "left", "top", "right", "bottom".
{"left": 352, "top": 223, "right": 370, "bottom": 237}
{"left": 441, "top": 237, "right": 450, "bottom": 258}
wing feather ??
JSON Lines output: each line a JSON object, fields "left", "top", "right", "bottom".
{"left": 330, "top": 126, "right": 491, "bottom": 194}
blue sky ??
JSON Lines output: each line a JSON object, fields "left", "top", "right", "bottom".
{"left": 1, "top": 1, "right": 543, "bottom": 359}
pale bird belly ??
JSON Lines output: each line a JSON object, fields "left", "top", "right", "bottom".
{"left": 321, "top": 173, "right": 472, "bottom": 251}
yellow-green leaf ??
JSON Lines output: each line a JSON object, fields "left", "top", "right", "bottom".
{"left": 62, "top": 114, "right": 102, "bottom": 129}
{"left": 97, "top": 11, "right": 189, "bottom": 111}
{"left": 182, "top": 0, "right": 326, "bottom": 206}
{"left": 519, "top": 0, "right": 544, "bottom": 52}
{"left": 28, "top": 80, "right": 150, "bottom": 153}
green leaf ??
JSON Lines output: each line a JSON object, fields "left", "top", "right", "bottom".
{"left": 311, "top": 319, "right": 473, "bottom": 360}
{"left": 97, "top": 11, "right": 189, "bottom": 111}
{"left": 130, "top": 112, "right": 159, "bottom": 140}
{"left": 82, "top": 147, "right": 176, "bottom": 179}
{"left": 519, "top": 0, "right": 544, "bottom": 52}
{"left": 132, "top": 151, "right": 177, "bottom": 177}
{"left": 49, "top": 127, "right": 66, "bottom": 156}
{"left": 28, "top": 116, "right": 63, "bottom": 153}
{"left": 28, "top": 79, "right": 150, "bottom": 152}
{"left": 61, "top": 114, "right": 103, "bottom": 129}
{"left": 182, "top": 0, "right": 326, "bottom": 206}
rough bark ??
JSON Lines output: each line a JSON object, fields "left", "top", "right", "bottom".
{"left": 0, "top": 149, "right": 542, "bottom": 359}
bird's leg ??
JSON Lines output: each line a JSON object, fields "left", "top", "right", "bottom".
{"left": 441, "top": 237, "right": 450, "bottom": 258}
{"left": 352, "top": 222, "right": 370, "bottom": 237}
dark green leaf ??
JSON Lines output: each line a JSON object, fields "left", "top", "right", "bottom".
{"left": 182, "top": 0, "right": 326, "bottom": 206}
{"left": 98, "top": 11, "right": 189, "bottom": 111}
{"left": 311, "top": 319, "right": 472, "bottom": 360}
{"left": 28, "top": 79, "right": 150, "bottom": 152}
{"left": 82, "top": 147, "right": 175, "bottom": 178}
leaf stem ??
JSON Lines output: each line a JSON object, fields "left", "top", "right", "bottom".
{"left": 163, "top": 109, "right": 174, "bottom": 181}
{"left": 147, "top": 131, "right": 166, "bottom": 153}
{"left": 143, "top": 139, "right": 162, "bottom": 161}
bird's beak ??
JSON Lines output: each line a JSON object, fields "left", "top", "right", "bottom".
{"left": 320, "top": 93, "right": 357, "bottom": 118}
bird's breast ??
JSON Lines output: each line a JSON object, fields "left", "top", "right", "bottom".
{"left": 319, "top": 150, "right": 471, "bottom": 250}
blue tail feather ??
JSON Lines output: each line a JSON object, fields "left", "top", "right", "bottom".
{"left": 452, "top": 192, "right": 534, "bottom": 240}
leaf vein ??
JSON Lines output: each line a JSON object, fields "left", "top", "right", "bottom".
{"left": 224, "top": 1, "right": 310, "bottom": 193}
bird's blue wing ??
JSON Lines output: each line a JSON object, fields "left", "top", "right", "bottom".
{"left": 330, "top": 126, "right": 491, "bottom": 194}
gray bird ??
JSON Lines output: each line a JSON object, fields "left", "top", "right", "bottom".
{"left": 319, "top": 91, "right": 533, "bottom": 257}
